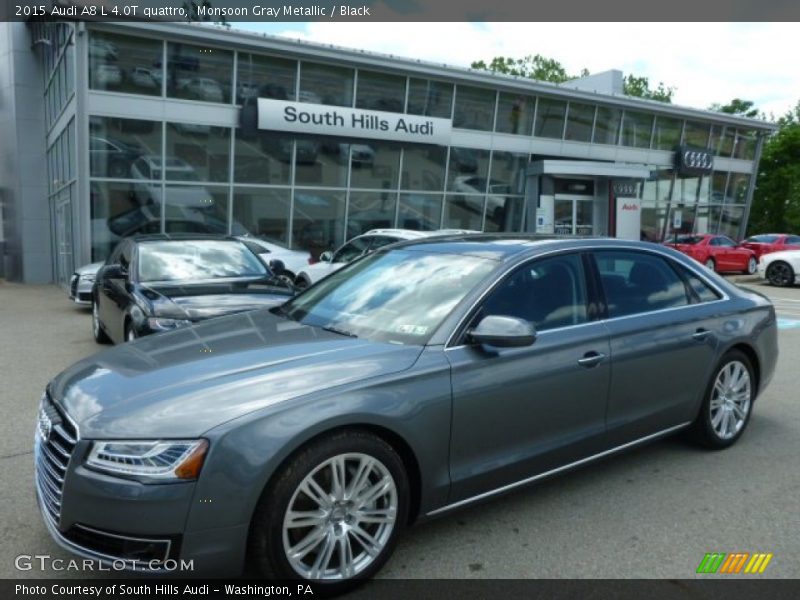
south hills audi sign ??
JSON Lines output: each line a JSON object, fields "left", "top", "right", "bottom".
{"left": 257, "top": 98, "right": 452, "bottom": 145}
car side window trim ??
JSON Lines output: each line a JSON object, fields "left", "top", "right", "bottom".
{"left": 443, "top": 245, "right": 730, "bottom": 349}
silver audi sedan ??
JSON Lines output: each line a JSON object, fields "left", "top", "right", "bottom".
{"left": 35, "top": 236, "right": 777, "bottom": 591}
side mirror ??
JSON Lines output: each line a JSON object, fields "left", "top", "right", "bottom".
{"left": 467, "top": 315, "right": 537, "bottom": 348}
{"left": 268, "top": 259, "right": 286, "bottom": 274}
{"left": 319, "top": 250, "right": 333, "bottom": 263}
{"left": 102, "top": 264, "right": 127, "bottom": 280}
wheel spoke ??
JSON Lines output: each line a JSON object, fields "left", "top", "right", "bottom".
{"left": 349, "top": 524, "right": 382, "bottom": 557}
{"left": 732, "top": 403, "right": 746, "bottom": 421}
{"left": 285, "top": 509, "right": 327, "bottom": 529}
{"left": 711, "top": 408, "right": 724, "bottom": 429}
{"left": 357, "top": 506, "right": 396, "bottom": 525}
{"left": 289, "top": 525, "right": 328, "bottom": 560}
{"left": 356, "top": 475, "right": 393, "bottom": 508}
{"left": 308, "top": 531, "right": 336, "bottom": 579}
{"left": 346, "top": 456, "right": 375, "bottom": 500}
{"left": 720, "top": 410, "right": 731, "bottom": 437}
{"left": 330, "top": 455, "right": 347, "bottom": 501}
{"left": 300, "top": 476, "right": 332, "bottom": 509}
{"left": 337, "top": 532, "right": 355, "bottom": 579}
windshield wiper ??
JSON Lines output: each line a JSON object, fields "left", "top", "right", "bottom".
{"left": 322, "top": 325, "right": 358, "bottom": 338}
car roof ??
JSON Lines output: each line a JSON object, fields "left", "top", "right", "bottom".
{"left": 360, "top": 228, "right": 432, "bottom": 240}
{"left": 129, "top": 233, "right": 241, "bottom": 244}
{"left": 385, "top": 233, "right": 685, "bottom": 262}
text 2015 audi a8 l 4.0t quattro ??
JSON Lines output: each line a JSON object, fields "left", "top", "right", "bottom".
{"left": 34, "top": 236, "right": 777, "bottom": 591}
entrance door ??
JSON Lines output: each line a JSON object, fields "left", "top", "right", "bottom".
{"left": 554, "top": 195, "right": 595, "bottom": 236}
{"left": 53, "top": 188, "right": 74, "bottom": 288}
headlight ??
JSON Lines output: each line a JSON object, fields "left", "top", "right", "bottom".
{"left": 86, "top": 439, "right": 208, "bottom": 480}
{"left": 147, "top": 317, "right": 192, "bottom": 331}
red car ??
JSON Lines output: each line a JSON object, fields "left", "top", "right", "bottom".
{"left": 664, "top": 234, "right": 757, "bottom": 274}
{"left": 740, "top": 233, "right": 800, "bottom": 260}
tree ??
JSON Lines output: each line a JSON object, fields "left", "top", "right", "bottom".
{"left": 470, "top": 55, "right": 578, "bottom": 83}
{"left": 709, "top": 98, "right": 761, "bottom": 119}
{"left": 182, "top": 0, "right": 230, "bottom": 27}
{"left": 747, "top": 102, "right": 800, "bottom": 235}
{"left": 471, "top": 56, "right": 673, "bottom": 102}
{"left": 622, "top": 75, "right": 674, "bottom": 103}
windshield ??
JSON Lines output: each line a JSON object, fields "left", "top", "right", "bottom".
{"left": 280, "top": 249, "right": 497, "bottom": 345}
{"left": 138, "top": 240, "right": 268, "bottom": 282}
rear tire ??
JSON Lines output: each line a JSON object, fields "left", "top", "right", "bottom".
{"left": 248, "top": 430, "right": 409, "bottom": 593}
{"left": 688, "top": 349, "right": 754, "bottom": 450}
{"left": 704, "top": 258, "right": 716, "bottom": 272}
{"left": 766, "top": 261, "right": 794, "bottom": 287}
{"left": 746, "top": 256, "right": 757, "bottom": 275}
{"left": 92, "top": 298, "right": 111, "bottom": 345}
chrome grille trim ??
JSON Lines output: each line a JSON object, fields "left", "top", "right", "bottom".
{"left": 34, "top": 393, "right": 78, "bottom": 527}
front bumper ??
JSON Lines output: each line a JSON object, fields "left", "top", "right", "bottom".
{"left": 68, "top": 274, "right": 93, "bottom": 305}
{"left": 35, "top": 436, "right": 245, "bottom": 575}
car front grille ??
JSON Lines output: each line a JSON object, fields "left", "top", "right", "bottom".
{"left": 35, "top": 393, "right": 78, "bottom": 526}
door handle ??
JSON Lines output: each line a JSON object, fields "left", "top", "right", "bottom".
{"left": 692, "top": 328, "right": 711, "bottom": 341}
{"left": 578, "top": 351, "right": 606, "bottom": 368}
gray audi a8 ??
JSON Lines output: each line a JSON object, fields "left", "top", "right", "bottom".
{"left": 35, "top": 236, "right": 778, "bottom": 590}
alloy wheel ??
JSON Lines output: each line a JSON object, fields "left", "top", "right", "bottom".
{"left": 709, "top": 360, "right": 751, "bottom": 440}
{"left": 282, "top": 453, "right": 398, "bottom": 581}
{"left": 747, "top": 257, "right": 757, "bottom": 275}
{"left": 92, "top": 301, "right": 100, "bottom": 337}
{"left": 767, "top": 262, "right": 792, "bottom": 286}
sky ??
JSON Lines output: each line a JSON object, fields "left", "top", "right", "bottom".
{"left": 230, "top": 22, "right": 799, "bottom": 119}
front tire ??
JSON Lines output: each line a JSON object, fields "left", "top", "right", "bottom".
{"left": 294, "top": 275, "right": 311, "bottom": 291}
{"left": 92, "top": 298, "right": 111, "bottom": 345}
{"left": 248, "top": 430, "right": 409, "bottom": 592}
{"left": 689, "top": 350, "right": 754, "bottom": 449}
{"left": 766, "top": 261, "right": 794, "bottom": 287}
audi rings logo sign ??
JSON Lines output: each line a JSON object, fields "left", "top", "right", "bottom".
{"left": 675, "top": 145, "right": 714, "bottom": 175}
{"left": 38, "top": 407, "right": 52, "bottom": 443}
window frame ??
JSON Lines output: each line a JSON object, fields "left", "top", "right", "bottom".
{"left": 450, "top": 250, "right": 596, "bottom": 346}
{"left": 587, "top": 249, "right": 726, "bottom": 321}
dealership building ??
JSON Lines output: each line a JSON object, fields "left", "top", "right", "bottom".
{"left": 0, "top": 19, "right": 776, "bottom": 285}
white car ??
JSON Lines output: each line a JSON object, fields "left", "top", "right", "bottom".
{"left": 68, "top": 261, "right": 105, "bottom": 305}
{"left": 236, "top": 237, "right": 313, "bottom": 283}
{"left": 91, "top": 64, "right": 122, "bottom": 88}
{"left": 130, "top": 155, "right": 213, "bottom": 208}
{"left": 758, "top": 249, "right": 800, "bottom": 287}
{"left": 129, "top": 67, "right": 158, "bottom": 90}
{"left": 294, "top": 229, "right": 442, "bottom": 289}
{"left": 181, "top": 77, "right": 225, "bottom": 103}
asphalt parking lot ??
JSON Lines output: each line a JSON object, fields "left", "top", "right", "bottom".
{"left": 1, "top": 278, "right": 799, "bottom": 580}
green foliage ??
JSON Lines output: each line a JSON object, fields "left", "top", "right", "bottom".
{"left": 471, "top": 56, "right": 673, "bottom": 102}
{"left": 622, "top": 75, "right": 674, "bottom": 103}
{"left": 747, "top": 102, "right": 800, "bottom": 235}
{"left": 470, "top": 55, "right": 573, "bottom": 83}
{"left": 708, "top": 98, "right": 761, "bottom": 119}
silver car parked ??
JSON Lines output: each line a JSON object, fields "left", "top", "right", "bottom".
{"left": 36, "top": 236, "right": 777, "bottom": 591}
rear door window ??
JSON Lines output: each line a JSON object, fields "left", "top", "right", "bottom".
{"left": 593, "top": 251, "right": 691, "bottom": 318}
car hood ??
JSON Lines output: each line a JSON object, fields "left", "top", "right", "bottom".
{"left": 77, "top": 262, "right": 104, "bottom": 276}
{"left": 50, "top": 310, "right": 424, "bottom": 438}
{"left": 141, "top": 280, "right": 293, "bottom": 321}
{"left": 761, "top": 249, "right": 800, "bottom": 264}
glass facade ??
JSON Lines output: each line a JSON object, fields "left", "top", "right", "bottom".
{"left": 74, "top": 28, "right": 765, "bottom": 264}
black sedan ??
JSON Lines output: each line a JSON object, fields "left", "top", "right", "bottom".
{"left": 91, "top": 234, "right": 294, "bottom": 344}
